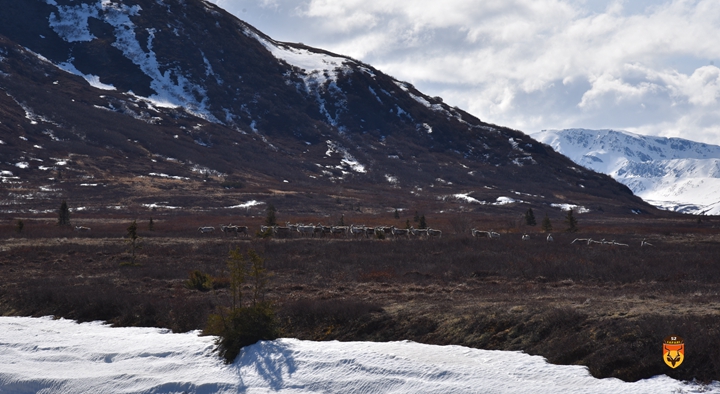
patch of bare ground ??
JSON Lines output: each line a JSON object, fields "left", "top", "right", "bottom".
{"left": 1, "top": 214, "right": 720, "bottom": 382}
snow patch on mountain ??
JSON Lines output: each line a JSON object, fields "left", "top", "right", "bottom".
{"left": 550, "top": 203, "right": 590, "bottom": 213}
{"left": 533, "top": 129, "right": 720, "bottom": 215}
{"left": 47, "top": 1, "right": 101, "bottom": 42}
{"left": 227, "top": 200, "right": 264, "bottom": 209}
{"left": 244, "top": 29, "right": 352, "bottom": 129}
{"left": 326, "top": 140, "right": 366, "bottom": 173}
{"left": 56, "top": 61, "right": 117, "bottom": 90}
{"left": 45, "top": 0, "right": 218, "bottom": 122}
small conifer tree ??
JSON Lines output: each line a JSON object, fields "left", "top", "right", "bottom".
{"left": 565, "top": 209, "right": 578, "bottom": 232}
{"left": 394, "top": 209, "right": 400, "bottom": 219}
{"left": 265, "top": 204, "right": 277, "bottom": 226}
{"left": 405, "top": 219, "right": 411, "bottom": 229}
{"left": 339, "top": 214, "right": 345, "bottom": 226}
{"left": 57, "top": 200, "right": 70, "bottom": 226}
{"left": 525, "top": 208, "right": 537, "bottom": 226}
{"left": 205, "top": 248, "right": 277, "bottom": 363}
{"left": 248, "top": 249, "right": 270, "bottom": 305}
{"left": 419, "top": 215, "right": 427, "bottom": 229}
{"left": 148, "top": 217, "right": 154, "bottom": 231}
{"left": 227, "top": 248, "right": 247, "bottom": 310}
{"left": 413, "top": 211, "right": 420, "bottom": 222}
{"left": 541, "top": 213, "right": 553, "bottom": 233}
{"left": 126, "top": 220, "right": 141, "bottom": 265}
{"left": 15, "top": 219, "right": 24, "bottom": 233}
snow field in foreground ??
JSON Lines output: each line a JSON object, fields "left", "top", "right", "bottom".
{"left": 0, "top": 316, "right": 718, "bottom": 393}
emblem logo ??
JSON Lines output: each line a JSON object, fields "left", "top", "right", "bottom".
{"left": 663, "top": 335, "right": 684, "bottom": 369}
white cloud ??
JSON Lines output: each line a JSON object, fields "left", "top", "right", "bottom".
{"left": 210, "top": 0, "right": 720, "bottom": 144}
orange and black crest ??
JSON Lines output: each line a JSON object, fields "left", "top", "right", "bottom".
{"left": 663, "top": 335, "right": 684, "bottom": 369}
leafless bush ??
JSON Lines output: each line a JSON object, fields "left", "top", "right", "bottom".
{"left": 448, "top": 215, "right": 472, "bottom": 235}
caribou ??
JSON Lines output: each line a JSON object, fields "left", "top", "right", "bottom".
{"left": 521, "top": 234, "right": 530, "bottom": 241}
{"left": 220, "top": 224, "right": 234, "bottom": 236}
{"left": 220, "top": 224, "right": 244, "bottom": 237}
{"left": 350, "top": 224, "right": 367, "bottom": 238}
{"left": 286, "top": 222, "right": 299, "bottom": 233}
{"left": 297, "top": 224, "right": 316, "bottom": 237}
{"left": 273, "top": 226, "right": 292, "bottom": 237}
{"left": 365, "top": 226, "right": 376, "bottom": 238}
{"left": 391, "top": 226, "right": 409, "bottom": 238}
{"left": 236, "top": 226, "right": 249, "bottom": 237}
{"left": 319, "top": 225, "right": 333, "bottom": 237}
{"left": 471, "top": 228, "right": 485, "bottom": 238}
{"left": 198, "top": 226, "right": 215, "bottom": 234}
{"left": 470, "top": 229, "right": 500, "bottom": 239}
{"left": 410, "top": 227, "right": 428, "bottom": 237}
{"left": 427, "top": 228, "right": 442, "bottom": 238}
{"left": 74, "top": 226, "right": 91, "bottom": 232}
{"left": 374, "top": 227, "right": 386, "bottom": 238}
{"left": 331, "top": 226, "right": 349, "bottom": 237}
{"left": 546, "top": 233, "right": 554, "bottom": 242}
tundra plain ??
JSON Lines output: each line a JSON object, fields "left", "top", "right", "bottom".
{"left": 2, "top": 211, "right": 719, "bottom": 383}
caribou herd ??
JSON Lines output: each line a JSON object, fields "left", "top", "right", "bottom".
{"left": 69, "top": 221, "right": 652, "bottom": 246}
{"left": 469, "top": 228, "right": 650, "bottom": 246}
{"left": 197, "top": 222, "right": 443, "bottom": 239}
{"left": 191, "top": 223, "right": 652, "bottom": 246}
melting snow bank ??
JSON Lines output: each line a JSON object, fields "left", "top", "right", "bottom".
{"left": 1, "top": 317, "right": 717, "bottom": 394}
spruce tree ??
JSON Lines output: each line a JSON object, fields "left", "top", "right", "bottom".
{"left": 394, "top": 209, "right": 400, "bottom": 219}
{"left": 541, "top": 213, "right": 552, "bottom": 233}
{"left": 565, "top": 209, "right": 578, "bottom": 232}
{"left": 57, "top": 200, "right": 70, "bottom": 226}
{"left": 15, "top": 219, "right": 24, "bottom": 233}
{"left": 204, "top": 248, "right": 278, "bottom": 364}
{"left": 419, "top": 215, "right": 427, "bottom": 229}
{"left": 148, "top": 217, "right": 154, "bottom": 231}
{"left": 265, "top": 204, "right": 277, "bottom": 226}
{"left": 126, "top": 220, "right": 141, "bottom": 265}
{"left": 525, "top": 208, "right": 537, "bottom": 226}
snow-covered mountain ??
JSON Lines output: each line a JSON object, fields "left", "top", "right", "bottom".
{"left": 0, "top": 1, "right": 650, "bottom": 216}
{"left": 532, "top": 129, "right": 720, "bottom": 215}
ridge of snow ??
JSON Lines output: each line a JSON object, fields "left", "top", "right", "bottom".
{"left": 57, "top": 61, "right": 117, "bottom": 90}
{"left": 533, "top": 129, "right": 720, "bottom": 215}
{"left": 1, "top": 316, "right": 717, "bottom": 393}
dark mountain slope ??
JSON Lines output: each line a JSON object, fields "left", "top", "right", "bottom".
{"left": 0, "top": 0, "right": 651, "bottom": 217}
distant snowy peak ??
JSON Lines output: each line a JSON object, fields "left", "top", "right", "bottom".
{"left": 534, "top": 129, "right": 720, "bottom": 172}
{"left": 532, "top": 129, "right": 720, "bottom": 215}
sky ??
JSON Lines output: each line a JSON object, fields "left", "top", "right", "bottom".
{"left": 208, "top": 0, "right": 720, "bottom": 145}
